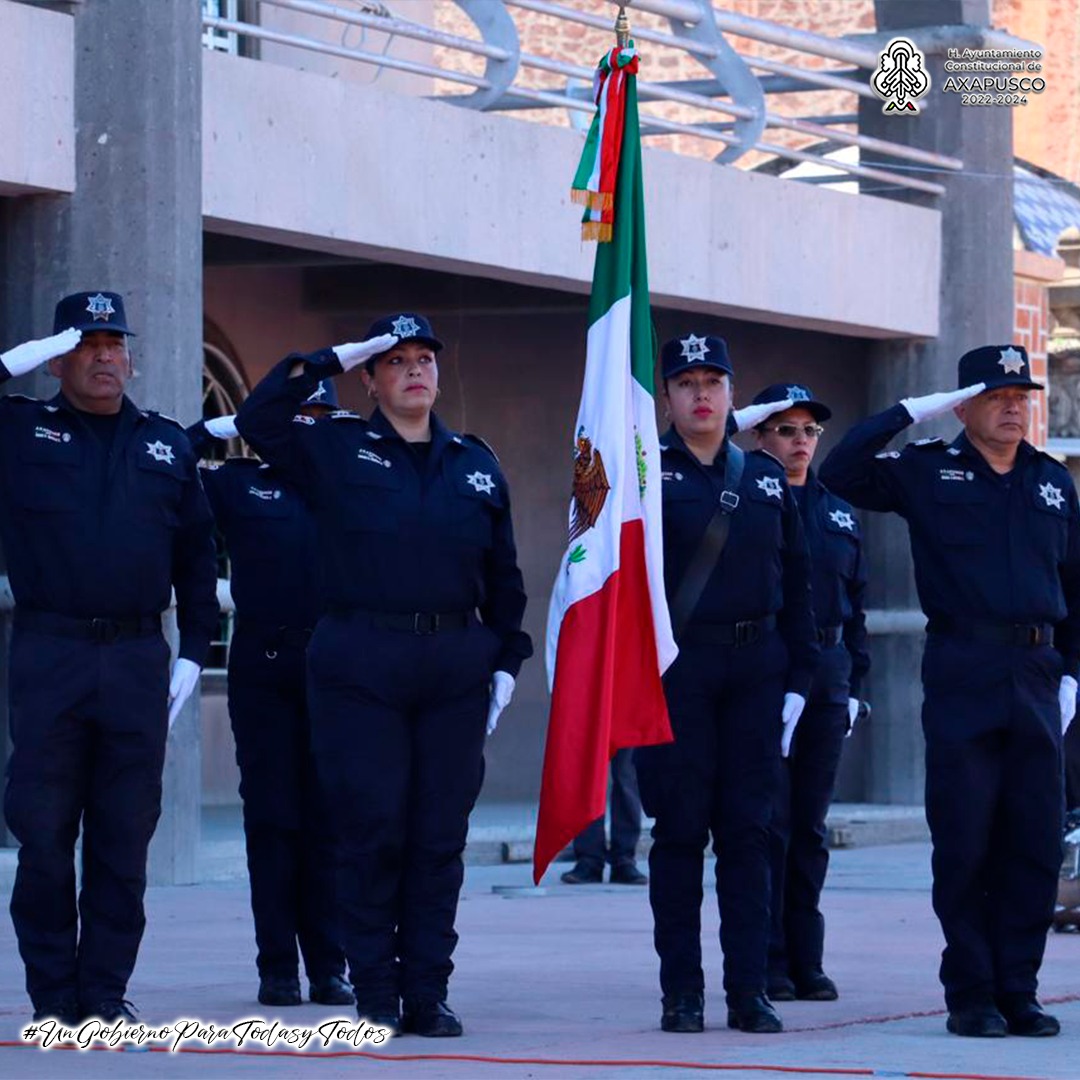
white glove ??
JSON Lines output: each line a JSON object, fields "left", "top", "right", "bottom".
{"left": 900, "top": 383, "right": 985, "bottom": 424}
{"left": 846, "top": 697, "right": 859, "bottom": 738}
{"left": 1060, "top": 675, "right": 1078, "bottom": 736}
{"left": 780, "top": 692, "right": 806, "bottom": 758}
{"left": 486, "top": 671, "right": 515, "bottom": 736}
{"left": 204, "top": 415, "right": 238, "bottom": 440}
{"left": 168, "top": 658, "right": 201, "bottom": 730}
{"left": 731, "top": 398, "right": 794, "bottom": 433}
{"left": 331, "top": 334, "right": 399, "bottom": 373}
{"left": 1, "top": 327, "right": 81, "bottom": 377}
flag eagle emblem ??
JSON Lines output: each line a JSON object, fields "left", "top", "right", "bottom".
{"left": 569, "top": 430, "right": 610, "bottom": 543}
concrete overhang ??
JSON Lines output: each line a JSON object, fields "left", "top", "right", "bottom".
{"left": 203, "top": 50, "right": 940, "bottom": 340}
{"left": 0, "top": 0, "right": 74, "bottom": 197}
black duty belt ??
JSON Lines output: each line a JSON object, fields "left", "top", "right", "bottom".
{"left": 357, "top": 610, "right": 473, "bottom": 635}
{"left": 926, "top": 616, "right": 1055, "bottom": 648}
{"left": 15, "top": 609, "right": 161, "bottom": 643}
{"left": 682, "top": 614, "right": 776, "bottom": 648}
{"left": 237, "top": 621, "right": 313, "bottom": 651}
{"left": 817, "top": 625, "right": 843, "bottom": 648}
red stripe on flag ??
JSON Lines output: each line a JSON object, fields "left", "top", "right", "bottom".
{"left": 533, "top": 520, "right": 672, "bottom": 883}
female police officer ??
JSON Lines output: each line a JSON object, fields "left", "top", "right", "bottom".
{"left": 236, "top": 314, "right": 532, "bottom": 1036}
{"left": 635, "top": 334, "right": 817, "bottom": 1035}
{"left": 747, "top": 383, "right": 870, "bottom": 1005}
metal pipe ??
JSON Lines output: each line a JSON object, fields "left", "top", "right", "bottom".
{"left": 254, "top": 0, "right": 512, "bottom": 61}
{"left": 744, "top": 54, "right": 876, "bottom": 100}
{"left": 507, "top": 86, "right": 944, "bottom": 195}
{"left": 201, "top": 16, "right": 491, "bottom": 89}
{"left": 620, "top": 0, "right": 703, "bottom": 23}
{"left": 710, "top": 7, "right": 881, "bottom": 69}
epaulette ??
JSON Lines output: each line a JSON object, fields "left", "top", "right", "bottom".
{"left": 460, "top": 433, "right": 500, "bottom": 463}
{"left": 3, "top": 393, "right": 42, "bottom": 405}
{"left": 200, "top": 459, "right": 225, "bottom": 471}
{"left": 906, "top": 436, "right": 945, "bottom": 451}
{"left": 1033, "top": 446, "right": 1071, "bottom": 473}
{"left": 142, "top": 409, "right": 185, "bottom": 431}
{"left": 330, "top": 409, "right": 362, "bottom": 420}
{"left": 749, "top": 446, "right": 784, "bottom": 468}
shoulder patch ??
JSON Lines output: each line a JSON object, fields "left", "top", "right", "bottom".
{"left": 907, "top": 436, "right": 945, "bottom": 450}
{"left": 142, "top": 409, "right": 185, "bottom": 431}
{"left": 462, "top": 433, "right": 500, "bottom": 464}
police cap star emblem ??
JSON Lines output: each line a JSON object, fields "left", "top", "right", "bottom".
{"left": 680, "top": 334, "right": 709, "bottom": 363}
{"left": 391, "top": 315, "right": 421, "bottom": 339}
{"left": 86, "top": 293, "right": 115, "bottom": 321}
{"left": 998, "top": 347, "right": 1026, "bottom": 375}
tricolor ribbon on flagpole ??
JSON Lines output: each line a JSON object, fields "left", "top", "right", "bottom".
{"left": 570, "top": 45, "right": 641, "bottom": 243}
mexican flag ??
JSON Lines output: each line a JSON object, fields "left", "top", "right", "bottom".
{"left": 533, "top": 44, "right": 676, "bottom": 885}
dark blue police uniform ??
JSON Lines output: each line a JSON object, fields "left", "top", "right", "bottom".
{"left": 635, "top": 336, "right": 818, "bottom": 1027}
{"left": 236, "top": 318, "right": 531, "bottom": 1023}
{"left": 2, "top": 292, "right": 219, "bottom": 1021}
{"left": 820, "top": 346, "right": 1080, "bottom": 1020}
{"left": 188, "top": 405, "right": 346, "bottom": 1003}
{"left": 748, "top": 384, "right": 870, "bottom": 999}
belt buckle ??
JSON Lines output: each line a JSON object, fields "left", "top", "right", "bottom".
{"left": 91, "top": 618, "right": 119, "bottom": 644}
{"left": 720, "top": 490, "right": 740, "bottom": 511}
{"left": 734, "top": 620, "right": 757, "bottom": 647}
{"left": 413, "top": 613, "right": 438, "bottom": 635}
{"left": 1025, "top": 624, "right": 1043, "bottom": 646}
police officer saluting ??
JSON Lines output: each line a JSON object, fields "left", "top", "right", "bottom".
{"left": 236, "top": 313, "right": 532, "bottom": 1036}
{"left": 820, "top": 346, "right": 1080, "bottom": 1038}
{"left": 1, "top": 293, "right": 219, "bottom": 1025}
{"left": 635, "top": 334, "right": 818, "bottom": 1035}
{"left": 744, "top": 383, "right": 869, "bottom": 1004}
{"left": 186, "top": 381, "right": 351, "bottom": 1010}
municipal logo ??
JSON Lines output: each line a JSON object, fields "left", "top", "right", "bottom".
{"left": 871, "top": 38, "right": 931, "bottom": 114}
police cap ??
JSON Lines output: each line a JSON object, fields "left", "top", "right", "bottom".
{"left": 958, "top": 344, "right": 1043, "bottom": 392}
{"left": 751, "top": 382, "right": 831, "bottom": 422}
{"left": 53, "top": 291, "right": 135, "bottom": 336}
{"left": 660, "top": 333, "right": 732, "bottom": 380}
{"left": 364, "top": 312, "right": 443, "bottom": 354}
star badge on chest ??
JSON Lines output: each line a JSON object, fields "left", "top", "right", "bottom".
{"left": 466, "top": 470, "right": 495, "bottom": 495}
{"left": 1039, "top": 481, "right": 1065, "bottom": 509}
{"left": 756, "top": 475, "right": 782, "bottom": 499}
{"left": 828, "top": 509, "right": 855, "bottom": 531}
{"left": 146, "top": 440, "right": 175, "bottom": 464}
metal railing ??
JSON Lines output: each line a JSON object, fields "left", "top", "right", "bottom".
{"left": 197, "top": 1, "right": 1037, "bottom": 197}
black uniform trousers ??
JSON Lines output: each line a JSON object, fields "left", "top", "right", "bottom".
{"left": 306, "top": 611, "right": 497, "bottom": 1010}
{"left": 227, "top": 626, "right": 344, "bottom": 984}
{"left": 921, "top": 634, "right": 1064, "bottom": 1011}
{"left": 4, "top": 625, "right": 169, "bottom": 1011}
{"left": 768, "top": 644, "right": 850, "bottom": 981}
{"left": 636, "top": 630, "right": 786, "bottom": 999}
{"left": 572, "top": 748, "right": 643, "bottom": 871}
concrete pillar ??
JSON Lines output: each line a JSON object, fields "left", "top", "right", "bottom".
{"left": 856, "top": 0, "right": 1014, "bottom": 801}
{"left": 0, "top": 1, "right": 203, "bottom": 880}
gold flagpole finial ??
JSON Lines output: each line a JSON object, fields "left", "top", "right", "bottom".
{"left": 615, "top": 4, "right": 630, "bottom": 49}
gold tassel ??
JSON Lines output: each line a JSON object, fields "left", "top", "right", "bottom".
{"left": 571, "top": 188, "right": 614, "bottom": 212}
{"left": 581, "top": 221, "right": 613, "bottom": 243}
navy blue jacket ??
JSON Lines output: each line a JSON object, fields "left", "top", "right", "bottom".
{"left": 0, "top": 384, "right": 219, "bottom": 664}
{"left": 820, "top": 403, "right": 1080, "bottom": 677}
{"left": 660, "top": 427, "right": 819, "bottom": 695}
{"left": 235, "top": 350, "right": 532, "bottom": 677}
{"left": 187, "top": 421, "right": 322, "bottom": 631}
{"left": 794, "top": 471, "right": 870, "bottom": 702}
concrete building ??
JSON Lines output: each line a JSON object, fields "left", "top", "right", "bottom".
{"left": 0, "top": 0, "right": 1070, "bottom": 880}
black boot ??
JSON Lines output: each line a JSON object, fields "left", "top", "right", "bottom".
{"left": 727, "top": 992, "right": 783, "bottom": 1033}
{"left": 996, "top": 993, "right": 1061, "bottom": 1037}
{"left": 310, "top": 974, "right": 355, "bottom": 1006}
{"left": 258, "top": 975, "right": 301, "bottom": 1006}
{"left": 401, "top": 999, "right": 463, "bottom": 1037}
{"left": 660, "top": 991, "right": 704, "bottom": 1033}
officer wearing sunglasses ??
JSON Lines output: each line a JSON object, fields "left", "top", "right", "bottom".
{"left": 747, "top": 383, "right": 870, "bottom": 1007}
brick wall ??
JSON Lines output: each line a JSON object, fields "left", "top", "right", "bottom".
{"left": 1013, "top": 251, "right": 1065, "bottom": 447}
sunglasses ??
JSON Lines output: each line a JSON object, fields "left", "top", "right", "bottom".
{"left": 762, "top": 423, "right": 824, "bottom": 439}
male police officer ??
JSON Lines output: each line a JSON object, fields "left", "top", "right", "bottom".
{"left": 635, "top": 334, "right": 818, "bottom": 1035}
{"left": 187, "top": 385, "right": 351, "bottom": 1010}
{"left": 0, "top": 292, "right": 219, "bottom": 1025}
{"left": 820, "top": 345, "right": 1080, "bottom": 1038}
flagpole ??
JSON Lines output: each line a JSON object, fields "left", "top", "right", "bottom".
{"left": 615, "top": 4, "right": 630, "bottom": 48}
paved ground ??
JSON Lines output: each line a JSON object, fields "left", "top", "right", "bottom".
{"left": 1, "top": 838, "right": 1078, "bottom": 1079}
